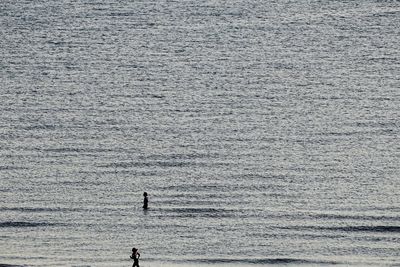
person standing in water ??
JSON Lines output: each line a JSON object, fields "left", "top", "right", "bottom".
{"left": 130, "top": 247, "right": 141, "bottom": 267}
{"left": 143, "top": 192, "right": 148, "bottom": 210}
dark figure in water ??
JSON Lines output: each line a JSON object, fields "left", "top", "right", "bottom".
{"left": 130, "top": 247, "right": 140, "bottom": 267}
{"left": 143, "top": 192, "right": 148, "bottom": 209}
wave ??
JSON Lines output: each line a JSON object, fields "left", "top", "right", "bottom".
{"left": 138, "top": 152, "right": 217, "bottom": 161}
{"left": 324, "top": 226, "right": 400, "bottom": 233}
{"left": 98, "top": 159, "right": 231, "bottom": 169}
{"left": 0, "top": 206, "right": 88, "bottom": 213}
{"left": 280, "top": 225, "right": 400, "bottom": 233}
{"left": 98, "top": 161, "right": 204, "bottom": 168}
{"left": 0, "top": 205, "right": 135, "bottom": 214}
{"left": 0, "top": 207, "right": 62, "bottom": 212}
{"left": 0, "top": 166, "right": 28, "bottom": 171}
{"left": 0, "top": 221, "right": 55, "bottom": 228}
{"left": 167, "top": 207, "right": 235, "bottom": 213}
{"left": 173, "top": 257, "right": 340, "bottom": 265}
{"left": 160, "top": 207, "right": 238, "bottom": 218}
{"left": 154, "top": 206, "right": 400, "bottom": 221}
{"left": 308, "top": 213, "right": 400, "bottom": 222}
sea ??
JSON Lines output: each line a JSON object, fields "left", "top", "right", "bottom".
{"left": 1, "top": 0, "right": 399, "bottom": 266}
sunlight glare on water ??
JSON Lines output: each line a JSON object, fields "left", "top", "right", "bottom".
{"left": 0, "top": 0, "right": 399, "bottom": 266}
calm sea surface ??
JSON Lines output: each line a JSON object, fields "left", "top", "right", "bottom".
{"left": 1, "top": 0, "right": 399, "bottom": 266}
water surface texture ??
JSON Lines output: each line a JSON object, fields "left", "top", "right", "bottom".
{"left": 1, "top": 0, "right": 400, "bottom": 266}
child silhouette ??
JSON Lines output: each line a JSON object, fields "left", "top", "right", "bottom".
{"left": 130, "top": 247, "right": 140, "bottom": 267}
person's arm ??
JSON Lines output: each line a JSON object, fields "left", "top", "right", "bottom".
{"left": 137, "top": 252, "right": 141, "bottom": 258}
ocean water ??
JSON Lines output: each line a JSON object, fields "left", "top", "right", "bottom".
{"left": 1, "top": 0, "right": 399, "bottom": 266}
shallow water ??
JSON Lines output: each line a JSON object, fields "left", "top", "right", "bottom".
{"left": 1, "top": 0, "right": 400, "bottom": 266}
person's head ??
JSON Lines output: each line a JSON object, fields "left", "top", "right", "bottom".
{"left": 132, "top": 247, "right": 137, "bottom": 252}
{"left": 143, "top": 192, "right": 147, "bottom": 197}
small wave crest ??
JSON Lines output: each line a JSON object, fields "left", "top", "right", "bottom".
{"left": 326, "top": 226, "right": 400, "bottom": 233}
{"left": 175, "top": 257, "right": 340, "bottom": 265}
{"left": 280, "top": 225, "right": 400, "bottom": 233}
{"left": 0, "top": 207, "right": 61, "bottom": 212}
{"left": 0, "top": 221, "right": 54, "bottom": 228}
{"left": 161, "top": 207, "right": 237, "bottom": 218}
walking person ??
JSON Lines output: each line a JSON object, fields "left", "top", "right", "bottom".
{"left": 130, "top": 247, "right": 141, "bottom": 267}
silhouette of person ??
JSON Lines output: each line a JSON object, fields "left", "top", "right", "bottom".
{"left": 130, "top": 247, "right": 141, "bottom": 267}
{"left": 143, "top": 192, "right": 148, "bottom": 210}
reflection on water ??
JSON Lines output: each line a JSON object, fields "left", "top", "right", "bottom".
{"left": 1, "top": 0, "right": 399, "bottom": 266}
